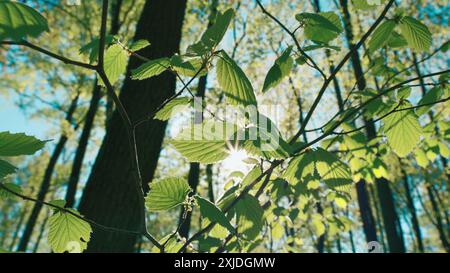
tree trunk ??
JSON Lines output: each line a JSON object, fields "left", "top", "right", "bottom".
{"left": 426, "top": 183, "right": 450, "bottom": 252}
{"left": 8, "top": 207, "right": 27, "bottom": 251}
{"left": 339, "top": 0, "right": 405, "bottom": 253}
{"left": 32, "top": 213, "right": 50, "bottom": 253}
{"left": 411, "top": 53, "right": 449, "bottom": 252}
{"left": 402, "top": 170, "right": 425, "bottom": 252}
{"left": 17, "top": 94, "right": 79, "bottom": 252}
{"left": 65, "top": 0, "right": 123, "bottom": 208}
{"left": 78, "top": 0, "right": 187, "bottom": 252}
{"left": 314, "top": 0, "right": 378, "bottom": 245}
{"left": 65, "top": 82, "right": 102, "bottom": 208}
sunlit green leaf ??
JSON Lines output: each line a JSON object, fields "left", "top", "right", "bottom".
{"left": 101, "top": 44, "right": 128, "bottom": 85}
{"left": 368, "top": 20, "right": 396, "bottom": 53}
{"left": 262, "top": 46, "right": 293, "bottom": 93}
{"left": 154, "top": 97, "right": 192, "bottom": 121}
{"left": 196, "top": 195, "right": 235, "bottom": 234}
{"left": 399, "top": 16, "right": 432, "bottom": 51}
{"left": 216, "top": 51, "right": 257, "bottom": 106}
{"left": 48, "top": 209, "right": 92, "bottom": 253}
{"left": 129, "top": 39, "right": 150, "bottom": 52}
{"left": 235, "top": 193, "right": 263, "bottom": 240}
{"left": 171, "top": 121, "right": 237, "bottom": 164}
{"left": 383, "top": 102, "right": 422, "bottom": 157}
{"left": 145, "top": 177, "right": 191, "bottom": 212}
{"left": 131, "top": 57, "right": 170, "bottom": 80}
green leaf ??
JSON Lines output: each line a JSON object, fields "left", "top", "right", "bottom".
{"left": 131, "top": 57, "right": 170, "bottom": 80}
{"left": 283, "top": 148, "right": 352, "bottom": 192}
{"left": 416, "top": 87, "right": 443, "bottom": 116}
{"left": 129, "top": 39, "right": 150, "bottom": 52}
{"left": 0, "top": 159, "right": 16, "bottom": 179}
{"left": 368, "top": 20, "right": 396, "bottom": 53}
{"left": 383, "top": 102, "right": 422, "bottom": 157}
{"left": 352, "top": 0, "right": 386, "bottom": 10}
{"left": 79, "top": 35, "right": 116, "bottom": 63}
{"left": 152, "top": 234, "right": 184, "bottom": 253}
{"left": 0, "top": 1, "right": 48, "bottom": 40}
{"left": 48, "top": 209, "right": 92, "bottom": 253}
{"left": 154, "top": 97, "right": 192, "bottom": 121}
{"left": 335, "top": 197, "right": 348, "bottom": 208}
{"left": 216, "top": 51, "right": 257, "bottom": 106}
{"left": 171, "top": 121, "right": 237, "bottom": 164}
{"left": 262, "top": 46, "right": 293, "bottom": 93}
{"left": 298, "top": 12, "right": 342, "bottom": 43}
{"left": 195, "top": 195, "right": 235, "bottom": 234}
{"left": 100, "top": 44, "right": 128, "bottom": 85}
{"left": 314, "top": 148, "right": 353, "bottom": 192}
{"left": 414, "top": 148, "right": 429, "bottom": 168}
{"left": 49, "top": 199, "right": 66, "bottom": 209}
{"left": 0, "top": 182, "right": 21, "bottom": 200}
{"left": 283, "top": 151, "right": 316, "bottom": 185}
{"left": 311, "top": 214, "right": 325, "bottom": 237}
{"left": 186, "top": 8, "right": 234, "bottom": 56}
{"left": 241, "top": 167, "right": 262, "bottom": 187}
{"left": 145, "top": 177, "right": 191, "bottom": 212}
{"left": 235, "top": 194, "right": 264, "bottom": 240}
{"left": 201, "top": 8, "right": 234, "bottom": 48}
{"left": 241, "top": 127, "right": 292, "bottom": 160}
{"left": 387, "top": 31, "right": 408, "bottom": 48}
{"left": 170, "top": 55, "right": 206, "bottom": 77}
{"left": 0, "top": 131, "right": 46, "bottom": 156}
{"left": 399, "top": 16, "right": 432, "bottom": 51}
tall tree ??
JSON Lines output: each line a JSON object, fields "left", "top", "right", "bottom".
{"left": 78, "top": 0, "right": 188, "bottom": 252}
{"left": 17, "top": 93, "right": 80, "bottom": 251}
{"left": 178, "top": 0, "right": 218, "bottom": 239}
{"left": 401, "top": 168, "right": 424, "bottom": 252}
{"left": 65, "top": 0, "right": 125, "bottom": 208}
{"left": 315, "top": 0, "right": 379, "bottom": 248}
{"left": 339, "top": 0, "right": 405, "bottom": 252}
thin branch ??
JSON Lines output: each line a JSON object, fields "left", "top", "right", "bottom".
{"left": 255, "top": 0, "right": 327, "bottom": 80}
{"left": 0, "top": 40, "right": 96, "bottom": 70}
{"left": 0, "top": 183, "right": 142, "bottom": 236}
{"left": 332, "top": 97, "right": 450, "bottom": 136}
{"left": 290, "top": 0, "right": 396, "bottom": 144}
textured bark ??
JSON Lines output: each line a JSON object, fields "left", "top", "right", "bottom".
{"left": 315, "top": 0, "right": 378, "bottom": 245}
{"left": 65, "top": 83, "right": 102, "bottom": 208}
{"left": 339, "top": 0, "right": 405, "bottom": 252}
{"left": 8, "top": 206, "right": 27, "bottom": 251}
{"left": 17, "top": 95, "right": 79, "bottom": 252}
{"left": 65, "top": 0, "right": 123, "bottom": 208}
{"left": 178, "top": 0, "right": 217, "bottom": 237}
{"left": 78, "top": 0, "right": 187, "bottom": 252}
{"left": 412, "top": 53, "right": 449, "bottom": 252}
{"left": 402, "top": 172, "right": 424, "bottom": 252}
{"left": 427, "top": 184, "right": 450, "bottom": 252}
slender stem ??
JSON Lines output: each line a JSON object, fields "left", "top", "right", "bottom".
{"left": 291, "top": 0, "right": 396, "bottom": 143}
{"left": 0, "top": 184, "right": 142, "bottom": 236}
{"left": 0, "top": 40, "right": 96, "bottom": 70}
{"left": 255, "top": 0, "right": 327, "bottom": 80}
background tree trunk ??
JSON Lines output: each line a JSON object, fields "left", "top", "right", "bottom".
{"left": 65, "top": 0, "right": 124, "bottom": 208}
{"left": 78, "top": 0, "right": 187, "bottom": 252}
{"left": 17, "top": 94, "right": 80, "bottom": 252}
{"left": 339, "top": 0, "right": 405, "bottom": 252}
